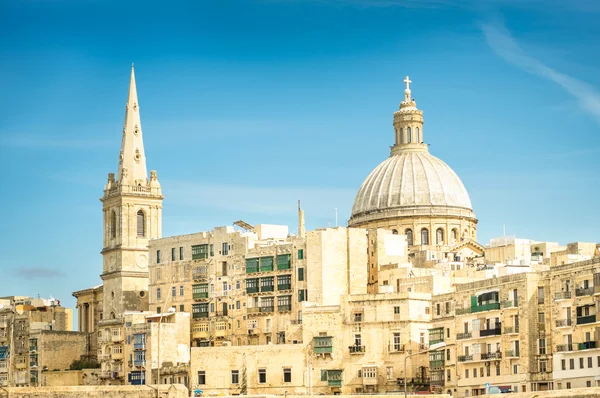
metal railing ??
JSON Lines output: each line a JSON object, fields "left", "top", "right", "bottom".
{"left": 349, "top": 345, "right": 366, "bottom": 354}
{"left": 554, "top": 291, "right": 572, "bottom": 300}
{"left": 555, "top": 318, "right": 572, "bottom": 327}
{"left": 481, "top": 352, "right": 502, "bottom": 360}
{"left": 576, "top": 287, "right": 594, "bottom": 297}
{"left": 457, "top": 332, "right": 472, "bottom": 340}
{"left": 505, "top": 349, "right": 519, "bottom": 357}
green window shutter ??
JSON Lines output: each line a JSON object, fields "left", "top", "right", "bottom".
{"left": 321, "top": 370, "right": 327, "bottom": 381}
{"left": 470, "top": 296, "right": 477, "bottom": 308}
{"left": 298, "top": 268, "right": 304, "bottom": 281}
{"left": 298, "top": 249, "right": 304, "bottom": 260}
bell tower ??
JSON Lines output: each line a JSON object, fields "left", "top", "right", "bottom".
{"left": 100, "top": 65, "right": 163, "bottom": 319}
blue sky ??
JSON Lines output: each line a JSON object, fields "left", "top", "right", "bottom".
{"left": 1, "top": 0, "right": 599, "bottom": 325}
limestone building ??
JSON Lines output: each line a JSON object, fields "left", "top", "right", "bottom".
{"left": 348, "top": 77, "right": 478, "bottom": 253}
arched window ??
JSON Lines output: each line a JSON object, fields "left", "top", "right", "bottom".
{"left": 451, "top": 229, "right": 458, "bottom": 243}
{"left": 399, "top": 128, "right": 403, "bottom": 144}
{"left": 416, "top": 127, "right": 420, "bottom": 143}
{"left": 421, "top": 228, "right": 429, "bottom": 245}
{"left": 436, "top": 228, "right": 444, "bottom": 245}
{"left": 405, "top": 229, "right": 413, "bottom": 246}
{"left": 407, "top": 127, "right": 412, "bottom": 143}
{"left": 137, "top": 210, "right": 145, "bottom": 237}
{"left": 110, "top": 210, "right": 116, "bottom": 239}
{"left": 392, "top": 229, "right": 398, "bottom": 235}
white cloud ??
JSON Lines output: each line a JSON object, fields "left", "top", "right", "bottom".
{"left": 482, "top": 21, "right": 600, "bottom": 124}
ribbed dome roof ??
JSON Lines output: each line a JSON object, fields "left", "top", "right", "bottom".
{"left": 349, "top": 151, "right": 475, "bottom": 224}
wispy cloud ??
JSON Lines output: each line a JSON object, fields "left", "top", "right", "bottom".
{"left": 481, "top": 21, "right": 600, "bottom": 124}
{"left": 0, "top": 134, "right": 111, "bottom": 150}
{"left": 12, "top": 266, "right": 66, "bottom": 279}
{"left": 165, "top": 181, "right": 354, "bottom": 218}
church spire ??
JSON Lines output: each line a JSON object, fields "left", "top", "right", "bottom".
{"left": 117, "top": 64, "right": 148, "bottom": 186}
{"left": 391, "top": 75, "right": 426, "bottom": 155}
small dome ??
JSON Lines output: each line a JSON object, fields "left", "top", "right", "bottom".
{"left": 349, "top": 151, "right": 475, "bottom": 225}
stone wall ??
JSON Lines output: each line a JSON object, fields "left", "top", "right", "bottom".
{"left": 0, "top": 384, "right": 187, "bottom": 398}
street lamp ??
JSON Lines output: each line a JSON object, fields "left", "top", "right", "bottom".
{"left": 404, "top": 342, "right": 447, "bottom": 398}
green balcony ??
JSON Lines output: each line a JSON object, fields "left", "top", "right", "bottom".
{"left": 259, "top": 257, "right": 274, "bottom": 272}
{"left": 276, "top": 254, "right": 291, "bottom": 270}
{"left": 430, "top": 360, "right": 445, "bottom": 369}
{"left": 278, "top": 284, "right": 291, "bottom": 291}
{"left": 246, "top": 258, "right": 259, "bottom": 274}
{"left": 471, "top": 302, "right": 500, "bottom": 313}
{"left": 314, "top": 336, "right": 333, "bottom": 354}
{"left": 246, "top": 286, "right": 259, "bottom": 294}
{"left": 193, "top": 292, "right": 209, "bottom": 300}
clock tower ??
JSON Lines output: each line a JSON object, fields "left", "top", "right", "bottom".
{"left": 100, "top": 65, "right": 163, "bottom": 319}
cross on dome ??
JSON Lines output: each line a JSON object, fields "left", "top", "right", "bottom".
{"left": 403, "top": 75, "right": 412, "bottom": 102}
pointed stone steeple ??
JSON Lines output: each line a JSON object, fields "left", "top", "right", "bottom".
{"left": 117, "top": 64, "right": 148, "bottom": 186}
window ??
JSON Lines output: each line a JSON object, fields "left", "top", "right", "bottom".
{"left": 110, "top": 211, "right": 117, "bottom": 238}
{"left": 436, "top": 304, "right": 440, "bottom": 315}
{"left": 222, "top": 242, "right": 229, "bottom": 256}
{"left": 298, "top": 249, "right": 304, "bottom": 260}
{"left": 157, "top": 250, "right": 161, "bottom": 264}
{"left": 298, "top": 290, "right": 306, "bottom": 302}
{"left": 587, "top": 381, "right": 592, "bottom": 388}
{"left": 569, "top": 358, "right": 574, "bottom": 369}
{"left": 465, "top": 369, "right": 469, "bottom": 378}
{"left": 566, "top": 382, "right": 571, "bottom": 389}
{"left": 179, "top": 247, "right": 184, "bottom": 260}
{"left": 156, "top": 288, "right": 161, "bottom": 300}
{"left": 180, "top": 286, "right": 184, "bottom": 296}
{"left": 394, "top": 306, "right": 400, "bottom": 315}
{"left": 197, "top": 371, "right": 206, "bottom": 385}
{"left": 156, "top": 306, "right": 161, "bottom": 314}
{"left": 539, "top": 338, "right": 546, "bottom": 355}
{"left": 192, "top": 244, "right": 209, "bottom": 260}
{"left": 496, "top": 364, "right": 500, "bottom": 376}
{"left": 588, "top": 357, "right": 592, "bottom": 368}
{"left": 561, "top": 359, "right": 566, "bottom": 370}
{"left": 597, "top": 356, "right": 600, "bottom": 367}
{"left": 172, "top": 286, "right": 176, "bottom": 297}
{"left": 421, "top": 228, "right": 429, "bottom": 245}
{"left": 539, "top": 359, "right": 547, "bottom": 373}
{"left": 474, "top": 368, "right": 477, "bottom": 378}
{"left": 451, "top": 228, "right": 458, "bottom": 242}
{"left": 445, "top": 302, "right": 450, "bottom": 314}
{"left": 298, "top": 268, "right": 305, "bottom": 281}
{"left": 179, "top": 304, "right": 184, "bottom": 312}
{"left": 231, "top": 370, "right": 239, "bottom": 384}
{"left": 436, "top": 228, "right": 444, "bottom": 245}
{"left": 136, "top": 210, "right": 145, "bottom": 237}
{"left": 209, "top": 244, "right": 214, "bottom": 257}
{"left": 580, "top": 358, "right": 584, "bottom": 369}
{"left": 407, "top": 127, "right": 412, "bottom": 143}
{"left": 258, "top": 369, "right": 266, "bottom": 384}
{"left": 405, "top": 229, "right": 413, "bottom": 246}
{"left": 171, "top": 248, "right": 176, "bottom": 261}
{"left": 537, "top": 286, "right": 545, "bottom": 304}
{"left": 447, "top": 349, "right": 451, "bottom": 361}
{"left": 415, "top": 127, "right": 420, "bottom": 142}
{"left": 236, "top": 301, "right": 240, "bottom": 310}
{"left": 513, "top": 364, "right": 518, "bottom": 375}
{"left": 283, "top": 368, "right": 291, "bottom": 383}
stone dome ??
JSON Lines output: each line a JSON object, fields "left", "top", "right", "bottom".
{"left": 349, "top": 150, "right": 476, "bottom": 226}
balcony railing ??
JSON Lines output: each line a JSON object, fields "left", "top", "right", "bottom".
{"left": 577, "top": 315, "right": 596, "bottom": 325}
{"left": 555, "top": 291, "right": 572, "bottom": 300}
{"left": 578, "top": 341, "right": 597, "bottom": 350}
{"left": 556, "top": 344, "right": 577, "bottom": 352}
{"left": 480, "top": 326, "right": 502, "bottom": 337}
{"left": 246, "top": 286, "right": 259, "bottom": 294}
{"left": 455, "top": 308, "right": 470, "bottom": 315}
{"left": 430, "top": 360, "right": 445, "bottom": 369}
{"left": 259, "top": 306, "right": 274, "bottom": 313}
{"left": 278, "top": 304, "right": 292, "bottom": 312}
{"left": 505, "top": 349, "right": 519, "bottom": 358}
{"left": 501, "top": 300, "right": 518, "bottom": 308}
{"left": 503, "top": 326, "right": 519, "bottom": 334}
{"left": 133, "top": 360, "right": 146, "bottom": 367}
{"left": 277, "top": 284, "right": 291, "bottom": 291}
{"left": 471, "top": 302, "right": 501, "bottom": 313}
{"left": 389, "top": 344, "right": 405, "bottom": 353}
{"left": 481, "top": 352, "right": 502, "bottom": 360}
{"left": 576, "top": 287, "right": 594, "bottom": 297}
{"left": 192, "top": 267, "right": 208, "bottom": 280}
{"left": 261, "top": 285, "right": 274, "bottom": 292}
{"left": 133, "top": 343, "right": 146, "bottom": 350}
{"left": 457, "top": 332, "right": 472, "bottom": 340}
{"left": 193, "top": 292, "right": 209, "bottom": 300}
{"left": 349, "top": 345, "right": 366, "bottom": 354}
{"left": 458, "top": 355, "right": 473, "bottom": 362}
{"left": 555, "top": 318, "right": 572, "bottom": 327}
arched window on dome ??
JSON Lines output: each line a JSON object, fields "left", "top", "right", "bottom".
{"left": 399, "top": 128, "right": 403, "bottom": 144}
{"left": 436, "top": 228, "right": 444, "bottom": 245}
{"left": 416, "top": 127, "right": 420, "bottom": 143}
{"left": 451, "top": 228, "right": 458, "bottom": 243}
{"left": 137, "top": 210, "right": 145, "bottom": 237}
{"left": 405, "top": 229, "right": 413, "bottom": 246}
{"left": 421, "top": 228, "right": 429, "bottom": 245}
{"left": 392, "top": 229, "right": 398, "bottom": 235}
{"left": 110, "top": 210, "right": 117, "bottom": 239}
{"left": 407, "top": 127, "right": 412, "bottom": 143}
